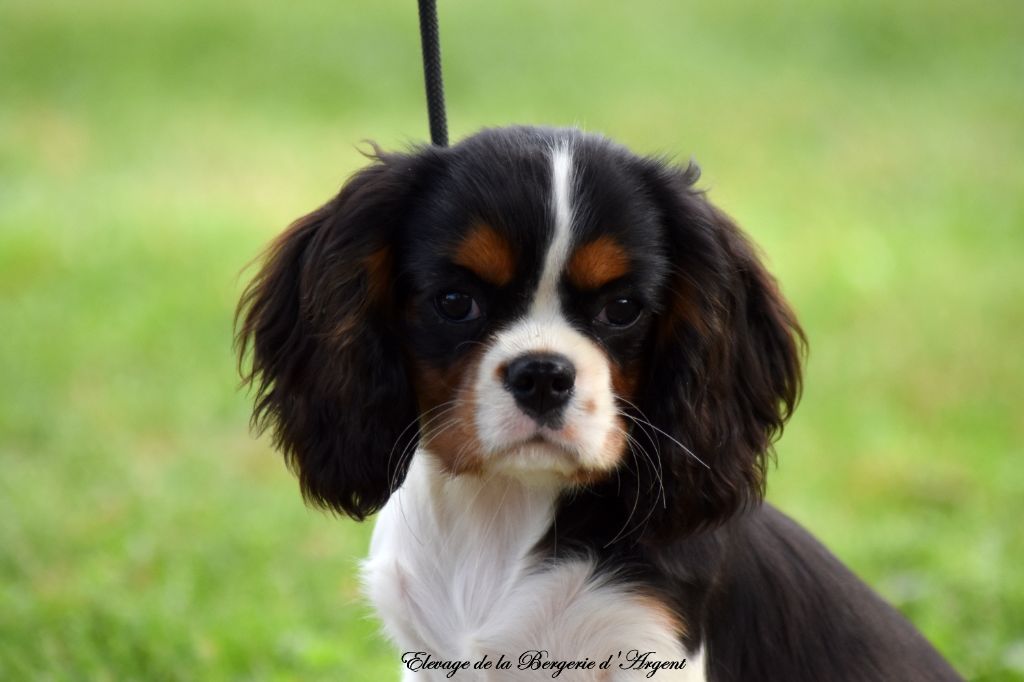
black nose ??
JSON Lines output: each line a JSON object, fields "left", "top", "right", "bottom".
{"left": 504, "top": 353, "right": 576, "bottom": 424}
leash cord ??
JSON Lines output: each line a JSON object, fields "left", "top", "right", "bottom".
{"left": 417, "top": 0, "right": 448, "bottom": 147}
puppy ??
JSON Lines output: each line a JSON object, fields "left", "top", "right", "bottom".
{"left": 237, "top": 126, "right": 962, "bottom": 680}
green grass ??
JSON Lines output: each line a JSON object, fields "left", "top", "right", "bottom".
{"left": 1, "top": 0, "right": 1021, "bottom": 679}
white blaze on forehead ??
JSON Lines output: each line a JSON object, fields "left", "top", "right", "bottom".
{"left": 532, "top": 141, "right": 575, "bottom": 316}
{"left": 471, "top": 139, "right": 622, "bottom": 477}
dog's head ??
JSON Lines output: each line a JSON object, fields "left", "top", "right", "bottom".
{"left": 237, "top": 127, "right": 803, "bottom": 538}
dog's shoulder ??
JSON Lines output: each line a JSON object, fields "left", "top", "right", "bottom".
{"left": 659, "top": 504, "right": 964, "bottom": 681}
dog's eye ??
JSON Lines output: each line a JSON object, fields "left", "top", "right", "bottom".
{"left": 435, "top": 291, "right": 482, "bottom": 322}
{"left": 596, "top": 298, "right": 642, "bottom": 327}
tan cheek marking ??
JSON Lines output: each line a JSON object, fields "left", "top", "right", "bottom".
{"left": 568, "top": 348, "right": 636, "bottom": 485}
{"left": 606, "top": 359, "right": 638, "bottom": 474}
{"left": 453, "top": 222, "right": 515, "bottom": 287}
{"left": 567, "top": 235, "right": 630, "bottom": 290}
{"left": 412, "top": 353, "right": 486, "bottom": 476}
{"left": 494, "top": 363, "right": 508, "bottom": 382}
{"left": 570, "top": 414, "right": 629, "bottom": 486}
{"left": 604, "top": 415, "right": 628, "bottom": 466}
{"left": 610, "top": 361, "right": 639, "bottom": 402}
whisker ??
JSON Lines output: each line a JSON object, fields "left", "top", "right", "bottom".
{"left": 389, "top": 403, "right": 460, "bottom": 491}
{"left": 616, "top": 425, "right": 668, "bottom": 542}
{"left": 603, "top": 423, "right": 666, "bottom": 547}
{"left": 385, "top": 400, "right": 457, "bottom": 488}
{"left": 392, "top": 408, "right": 466, "bottom": 544}
{"left": 616, "top": 396, "right": 711, "bottom": 470}
{"left": 617, "top": 411, "right": 667, "bottom": 508}
{"left": 604, "top": 425, "right": 644, "bottom": 548}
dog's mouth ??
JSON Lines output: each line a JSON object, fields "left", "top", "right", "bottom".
{"left": 483, "top": 431, "right": 585, "bottom": 479}
{"left": 523, "top": 432, "right": 576, "bottom": 455}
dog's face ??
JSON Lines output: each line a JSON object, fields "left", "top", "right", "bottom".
{"left": 238, "top": 127, "right": 803, "bottom": 537}
{"left": 401, "top": 136, "right": 668, "bottom": 484}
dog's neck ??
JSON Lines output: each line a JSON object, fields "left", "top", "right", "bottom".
{"left": 364, "top": 452, "right": 560, "bottom": 656}
{"left": 372, "top": 451, "right": 561, "bottom": 561}
{"left": 363, "top": 451, "right": 701, "bottom": 680}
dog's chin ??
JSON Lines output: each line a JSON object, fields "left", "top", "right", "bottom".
{"left": 486, "top": 438, "right": 577, "bottom": 480}
{"left": 479, "top": 436, "right": 613, "bottom": 487}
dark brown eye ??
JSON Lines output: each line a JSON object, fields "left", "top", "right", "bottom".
{"left": 435, "top": 291, "right": 482, "bottom": 322}
{"left": 596, "top": 297, "right": 642, "bottom": 327}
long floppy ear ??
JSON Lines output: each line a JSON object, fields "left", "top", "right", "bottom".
{"left": 235, "top": 149, "right": 437, "bottom": 520}
{"left": 635, "top": 160, "right": 805, "bottom": 538}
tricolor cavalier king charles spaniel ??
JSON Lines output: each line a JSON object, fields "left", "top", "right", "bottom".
{"left": 237, "top": 127, "right": 961, "bottom": 680}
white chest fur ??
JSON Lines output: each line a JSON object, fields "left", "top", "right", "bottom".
{"left": 362, "top": 455, "right": 705, "bottom": 681}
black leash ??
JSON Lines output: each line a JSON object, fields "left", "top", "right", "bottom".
{"left": 417, "top": 0, "right": 448, "bottom": 147}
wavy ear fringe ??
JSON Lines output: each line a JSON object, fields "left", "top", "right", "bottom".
{"left": 235, "top": 150, "right": 438, "bottom": 520}
{"left": 633, "top": 159, "right": 805, "bottom": 538}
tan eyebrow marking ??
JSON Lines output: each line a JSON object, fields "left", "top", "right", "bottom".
{"left": 452, "top": 222, "right": 515, "bottom": 286}
{"left": 566, "top": 235, "right": 630, "bottom": 290}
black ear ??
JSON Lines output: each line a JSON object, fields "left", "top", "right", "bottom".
{"left": 635, "top": 160, "right": 805, "bottom": 538}
{"left": 235, "top": 148, "right": 438, "bottom": 520}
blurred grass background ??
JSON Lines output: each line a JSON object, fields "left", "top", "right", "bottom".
{"left": 1, "top": 0, "right": 1021, "bottom": 679}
